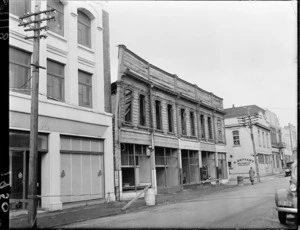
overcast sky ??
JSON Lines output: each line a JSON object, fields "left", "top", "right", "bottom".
{"left": 107, "top": 1, "right": 297, "bottom": 127}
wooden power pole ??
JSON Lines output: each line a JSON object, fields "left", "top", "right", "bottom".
{"left": 238, "top": 109, "right": 261, "bottom": 183}
{"left": 18, "top": 1, "right": 55, "bottom": 227}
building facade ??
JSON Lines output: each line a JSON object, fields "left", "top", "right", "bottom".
{"left": 264, "top": 109, "right": 284, "bottom": 173}
{"left": 112, "top": 45, "right": 228, "bottom": 200}
{"left": 9, "top": 0, "right": 114, "bottom": 211}
{"left": 282, "top": 123, "right": 297, "bottom": 163}
{"left": 225, "top": 105, "right": 274, "bottom": 178}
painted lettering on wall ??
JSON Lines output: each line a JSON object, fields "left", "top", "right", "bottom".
{"left": 237, "top": 158, "right": 254, "bottom": 166}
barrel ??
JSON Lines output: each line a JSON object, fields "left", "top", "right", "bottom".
{"left": 144, "top": 188, "right": 155, "bottom": 206}
{"left": 237, "top": 176, "right": 244, "bottom": 186}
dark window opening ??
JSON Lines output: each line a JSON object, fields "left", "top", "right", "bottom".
{"left": 190, "top": 112, "right": 195, "bottom": 136}
{"left": 155, "top": 100, "right": 162, "bottom": 130}
{"left": 167, "top": 104, "right": 173, "bottom": 133}
{"left": 124, "top": 89, "right": 133, "bottom": 123}
{"left": 181, "top": 109, "right": 186, "bottom": 135}
{"left": 139, "top": 94, "right": 146, "bottom": 126}
{"left": 207, "top": 117, "right": 213, "bottom": 139}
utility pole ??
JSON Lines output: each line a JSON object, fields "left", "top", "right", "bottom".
{"left": 238, "top": 108, "right": 261, "bottom": 182}
{"left": 18, "top": 1, "right": 55, "bottom": 227}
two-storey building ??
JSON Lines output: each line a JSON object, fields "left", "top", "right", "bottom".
{"left": 9, "top": 0, "right": 114, "bottom": 211}
{"left": 225, "top": 105, "right": 273, "bottom": 178}
{"left": 112, "top": 45, "right": 227, "bottom": 200}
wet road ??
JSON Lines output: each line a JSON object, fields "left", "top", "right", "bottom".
{"left": 62, "top": 176, "right": 297, "bottom": 228}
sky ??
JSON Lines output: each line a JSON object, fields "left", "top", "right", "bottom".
{"left": 107, "top": 1, "right": 297, "bottom": 127}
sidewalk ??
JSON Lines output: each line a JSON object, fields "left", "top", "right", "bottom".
{"left": 10, "top": 173, "right": 285, "bottom": 228}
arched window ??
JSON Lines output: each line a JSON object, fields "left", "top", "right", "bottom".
{"left": 78, "top": 10, "right": 91, "bottom": 48}
{"left": 47, "top": 0, "right": 64, "bottom": 36}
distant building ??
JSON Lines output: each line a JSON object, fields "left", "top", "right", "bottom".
{"left": 224, "top": 105, "right": 274, "bottom": 178}
{"left": 112, "top": 45, "right": 228, "bottom": 200}
{"left": 282, "top": 123, "right": 297, "bottom": 162}
{"left": 264, "top": 109, "right": 284, "bottom": 172}
{"left": 9, "top": 0, "right": 114, "bottom": 211}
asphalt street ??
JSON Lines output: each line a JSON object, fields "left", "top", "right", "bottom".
{"left": 61, "top": 176, "right": 297, "bottom": 229}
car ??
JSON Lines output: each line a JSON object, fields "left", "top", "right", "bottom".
{"left": 275, "top": 160, "right": 297, "bottom": 224}
{"left": 284, "top": 161, "right": 294, "bottom": 177}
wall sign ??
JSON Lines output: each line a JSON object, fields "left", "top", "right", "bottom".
{"left": 237, "top": 158, "right": 254, "bottom": 166}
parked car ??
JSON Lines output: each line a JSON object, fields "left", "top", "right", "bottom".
{"left": 275, "top": 160, "right": 297, "bottom": 224}
{"left": 284, "top": 161, "right": 294, "bottom": 177}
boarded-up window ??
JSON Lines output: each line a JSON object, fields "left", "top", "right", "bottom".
{"left": 139, "top": 94, "right": 146, "bottom": 126}
{"left": 124, "top": 89, "right": 132, "bottom": 123}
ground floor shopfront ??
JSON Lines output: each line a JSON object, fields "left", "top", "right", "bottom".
{"left": 9, "top": 108, "right": 114, "bottom": 212}
{"left": 117, "top": 134, "right": 228, "bottom": 200}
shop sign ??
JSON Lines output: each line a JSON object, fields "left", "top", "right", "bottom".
{"left": 236, "top": 158, "right": 254, "bottom": 166}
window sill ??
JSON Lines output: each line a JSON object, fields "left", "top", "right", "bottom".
{"left": 122, "top": 122, "right": 134, "bottom": 127}
{"left": 47, "top": 31, "right": 67, "bottom": 42}
{"left": 233, "top": 145, "right": 241, "bottom": 147}
{"left": 167, "top": 132, "right": 175, "bottom": 135}
{"left": 78, "top": 44, "right": 94, "bottom": 54}
{"left": 137, "top": 125, "right": 150, "bottom": 131}
{"left": 155, "top": 129, "right": 164, "bottom": 133}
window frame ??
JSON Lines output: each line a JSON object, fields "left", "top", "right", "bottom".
{"left": 9, "top": 47, "right": 32, "bottom": 95}
{"left": 9, "top": 0, "right": 31, "bottom": 17}
{"left": 167, "top": 104, "right": 174, "bottom": 133}
{"left": 47, "top": 59, "right": 65, "bottom": 101}
{"left": 232, "top": 130, "right": 240, "bottom": 146}
{"left": 77, "top": 10, "right": 91, "bottom": 48}
{"left": 207, "top": 116, "right": 213, "bottom": 140}
{"left": 124, "top": 88, "right": 133, "bottom": 123}
{"left": 217, "top": 119, "right": 222, "bottom": 142}
{"left": 262, "top": 131, "right": 265, "bottom": 148}
{"left": 181, "top": 108, "right": 187, "bottom": 136}
{"left": 200, "top": 114, "right": 205, "bottom": 139}
{"left": 155, "top": 100, "right": 162, "bottom": 130}
{"left": 78, "top": 70, "right": 92, "bottom": 108}
{"left": 139, "top": 94, "right": 146, "bottom": 127}
{"left": 47, "top": 0, "right": 64, "bottom": 36}
{"left": 258, "top": 130, "right": 261, "bottom": 147}
{"left": 190, "top": 111, "right": 196, "bottom": 137}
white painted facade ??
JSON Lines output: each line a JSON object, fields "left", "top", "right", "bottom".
{"left": 282, "top": 124, "right": 297, "bottom": 162}
{"left": 9, "top": 1, "right": 114, "bottom": 211}
{"left": 225, "top": 110, "right": 273, "bottom": 178}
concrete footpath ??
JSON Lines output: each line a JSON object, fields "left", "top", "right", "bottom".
{"left": 9, "top": 173, "right": 284, "bottom": 229}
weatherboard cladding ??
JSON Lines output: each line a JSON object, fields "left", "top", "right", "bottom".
{"left": 120, "top": 45, "right": 224, "bottom": 110}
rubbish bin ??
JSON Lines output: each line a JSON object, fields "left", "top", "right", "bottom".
{"left": 237, "top": 176, "right": 244, "bottom": 186}
{"left": 144, "top": 188, "right": 155, "bottom": 206}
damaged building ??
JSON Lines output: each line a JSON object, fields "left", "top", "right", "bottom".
{"left": 111, "top": 45, "right": 228, "bottom": 200}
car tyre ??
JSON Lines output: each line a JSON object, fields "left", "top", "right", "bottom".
{"left": 278, "top": 211, "right": 287, "bottom": 224}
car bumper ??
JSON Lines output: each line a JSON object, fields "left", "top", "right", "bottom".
{"left": 275, "top": 206, "right": 297, "bottom": 213}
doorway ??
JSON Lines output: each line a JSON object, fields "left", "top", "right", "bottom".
{"left": 9, "top": 150, "right": 41, "bottom": 210}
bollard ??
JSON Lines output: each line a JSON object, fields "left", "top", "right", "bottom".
{"left": 237, "top": 176, "right": 244, "bottom": 186}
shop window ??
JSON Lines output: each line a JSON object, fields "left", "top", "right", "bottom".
{"left": 233, "top": 131, "right": 240, "bottom": 145}
{"left": 181, "top": 108, "right": 186, "bottom": 135}
{"left": 9, "top": 47, "right": 31, "bottom": 95}
{"left": 47, "top": 0, "right": 64, "bottom": 36}
{"left": 139, "top": 94, "right": 146, "bottom": 126}
{"left": 207, "top": 116, "right": 213, "bottom": 139}
{"left": 200, "top": 114, "right": 205, "bottom": 139}
{"left": 47, "top": 59, "right": 64, "bottom": 101}
{"left": 190, "top": 111, "right": 195, "bottom": 136}
{"left": 124, "top": 89, "right": 133, "bottom": 123}
{"left": 9, "top": 0, "right": 31, "bottom": 17}
{"left": 155, "top": 100, "right": 162, "bottom": 130}
{"left": 78, "top": 71, "right": 92, "bottom": 108}
{"left": 78, "top": 10, "right": 91, "bottom": 48}
{"left": 167, "top": 104, "right": 173, "bottom": 133}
